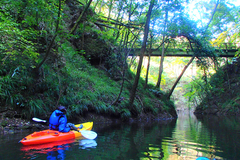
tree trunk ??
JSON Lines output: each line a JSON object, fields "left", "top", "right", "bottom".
{"left": 98, "top": 0, "right": 104, "bottom": 14}
{"left": 204, "top": 0, "right": 220, "bottom": 35}
{"left": 113, "top": 0, "right": 123, "bottom": 39}
{"left": 144, "top": 33, "right": 153, "bottom": 89}
{"left": 108, "top": 0, "right": 113, "bottom": 20}
{"left": 167, "top": 37, "right": 196, "bottom": 99}
{"left": 35, "top": 0, "right": 62, "bottom": 72}
{"left": 70, "top": 0, "right": 93, "bottom": 35}
{"left": 112, "top": 10, "right": 141, "bottom": 106}
{"left": 93, "top": 0, "right": 99, "bottom": 12}
{"left": 129, "top": 0, "right": 154, "bottom": 110}
{"left": 168, "top": 56, "right": 195, "bottom": 99}
{"left": 144, "top": 54, "right": 151, "bottom": 89}
{"left": 156, "top": 10, "right": 168, "bottom": 88}
{"left": 156, "top": 37, "right": 165, "bottom": 88}
{"left": 35, "top": 0, "right": 92, "bottom": 72}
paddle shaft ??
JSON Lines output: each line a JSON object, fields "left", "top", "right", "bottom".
{"left": 33, "top": 117, "right": 80, "bottom": 130}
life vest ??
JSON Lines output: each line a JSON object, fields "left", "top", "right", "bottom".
{"left": 49, "top": 110, "right": 67, "bottom": 130}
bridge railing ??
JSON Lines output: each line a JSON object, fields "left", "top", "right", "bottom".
{"left": 213, "top": 43, "right": 240, "bottom": 50}
{"left": 129, "top": 42, "right": 239, "bottom": 57}
{"left": 166, "top": 42, "right": 239, "bottom": 50}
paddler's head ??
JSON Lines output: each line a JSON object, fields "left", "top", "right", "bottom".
{"left": 58, "top": 106, "right": 67, "bottom": 114}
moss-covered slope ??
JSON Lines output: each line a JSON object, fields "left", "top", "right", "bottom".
{"left": 194, "top": 58, "right": 240, "bottom": 115}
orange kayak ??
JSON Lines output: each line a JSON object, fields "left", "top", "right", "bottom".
{"left": 21, "top": 139, "right": 75, "bottom": 153}
{"left": 20, "top": 122, "right": 93, "bottom": 146}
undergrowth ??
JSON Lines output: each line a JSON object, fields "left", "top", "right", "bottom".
{"left": 0, "top": 41, "right": 176, "bottom": 120}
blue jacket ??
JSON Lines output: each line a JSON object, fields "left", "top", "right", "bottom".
{"left": 49, "top": 110, "right": 71, "bottom": 132}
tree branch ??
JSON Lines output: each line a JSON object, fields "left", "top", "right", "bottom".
{"left": 204, "top": 0, "right": 220, "bottom": 34}
{"left": 70, "top": 0, "right": 93, "bottom": 34}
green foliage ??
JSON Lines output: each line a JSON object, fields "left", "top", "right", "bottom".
{"left": 149, "top": 89, "right": 165, "bottom": 98}
{"left": 0, "top": 75, "right": 18, "bottom": 105}
{"left": 0, "top": 0, "right": 180, "bottom": 121}
{"left": 0, "top": 66, "right": 49, "bottom": 119}
{"left": 143, "top": 99, "right": 159, "bottom": 115}
{"left": 28, "top": 99, "right": 47, "bottom": 116}
{"left": 120, "top": 108, "right": 131, "bottom": 120}
{"left": 0, "top": 17, "right": 39, "bottom": 73}
{"left": 163, "top": 99, "right": 175, "bottom": 111}
{"left": 183, "top": 73, "right": 212, "bottom": 106}
{"left": 221, "top": 97, "right": 240, "bottom": 114}
{"left": 210, "top": 1, "right": 237, "bottom": 34}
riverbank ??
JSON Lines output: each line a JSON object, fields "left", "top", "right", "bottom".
{"left": 0, "top": 111, "right": 176, "bottom": 134}
{"left": 0, "top": 117, "right": 46, "bottom": 134}
{"left": 194, "top": 59, "right": 240, "bottom": 116}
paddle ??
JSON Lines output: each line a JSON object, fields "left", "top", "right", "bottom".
{"left": 32, "top": 117, "right": 97, "bottom": 140}
{"left": 32, "top": 117, "right": 47, "bottom": 123}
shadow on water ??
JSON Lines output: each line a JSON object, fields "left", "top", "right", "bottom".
{"left": 94, "top": 119, "right": 177, "bottom": 160}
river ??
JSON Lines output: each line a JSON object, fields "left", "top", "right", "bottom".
{"left": 0, "top": 112, "right": 240, "bottom": 160}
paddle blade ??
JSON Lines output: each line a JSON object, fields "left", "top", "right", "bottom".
{"left": 32, "top": 117, "right": 47, "bottom": 123}
{"left": 80, "top": 130, "right": 97, "bottom": 140}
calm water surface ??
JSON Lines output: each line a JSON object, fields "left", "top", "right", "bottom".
{"left": 0, "top": 112, "right": 240, "bottom": 160}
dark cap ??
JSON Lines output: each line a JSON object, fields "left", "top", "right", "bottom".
{"left": 58, "top": 106, "right": 67, "bottom": 113}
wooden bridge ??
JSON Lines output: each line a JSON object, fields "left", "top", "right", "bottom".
{"left": 129, "top": 43, "right": 239, "bottom": 57}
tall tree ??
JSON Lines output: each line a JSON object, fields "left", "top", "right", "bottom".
{"left": 35, "top": 0, "right": 62, "bottom": 72}
{"left": 129, "top": 0, "right": 155, "bottom": 110}
{"left": 144, "top": 32, "right": 153, "bottom": 89}
{"left": 203, "top": 0, "right": 220, "bottom": 35}
{"left": 152, "top": 0, "right": 184, "bottom": 89}
{"left": 167, "top": 7, "right": 218, "bottom": 98}
{"left": 35, "top": 0, "right": 93, "bottom": 72}
{"left": 156, "top": 8, "right": 168, "bottom": 88}
{"left": 112, "top": 1, "right": 141, "bottom": 105}
{"left": 107, "top": 0, "right": 114, "bottom": 20}
{"left": 70, "top": 0, "right": 93, "bottom": 34}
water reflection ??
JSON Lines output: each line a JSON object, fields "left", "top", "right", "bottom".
{"left": 21, "top": 138, "right": 97, "bottom": 159}
{"left": 163, "top": 112, "right": 223, "bottom": 160}
{"left": 79, "top": 139, "right": 97, "bottom": 149}
{"left": 21, "top": 139, "right": 75, "bottom": 154}
{"left": 1, "top": 113, "right": 240, "bottom": 159}
{"left": 94, "top": 119, "right": 177, "bottom": 160}
{"left": 195, "top": 114, "right": 240, "bottom": 160}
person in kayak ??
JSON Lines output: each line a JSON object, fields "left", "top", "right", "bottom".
{"left": 49, "top": 106, "right": 82, "bottom": 132}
